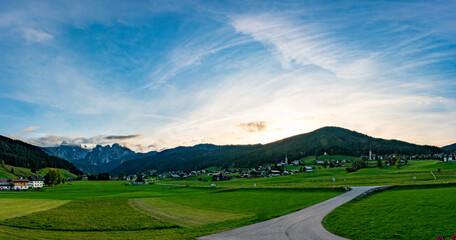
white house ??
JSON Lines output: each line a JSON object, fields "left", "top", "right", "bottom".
{"left": 28, "top": 176, "right": 44, "bottom": 188}
{"left": 292, "top": 160, "right": 300, "bottom": 166}
{"left": 0, "top": 179, "right": 12, "bottom": 190}
{"left": 304, "top": 167, "right": 315, "bottom": 172}
{"left": 444, "top": 155, "right": 454, "bottom": 162}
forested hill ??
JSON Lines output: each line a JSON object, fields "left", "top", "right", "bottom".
{"left": 442, "top": 143, "right": 456, "bottom": 152}
{"left": 0, "top": 135, "right": 82, "bottom": 175}
{"left": 111, "top": 126, "right": 441, "bottom": 175}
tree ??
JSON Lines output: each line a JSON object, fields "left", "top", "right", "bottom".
{"left": 10, "top": 167, "right": 14, "bottom": 174}
{"left": 97, "top": 173, "right": 110, "bottom": 180}
{"left": 395, "top": 159, "right": 401, "bottom": 169}
{"left": 377, "top": 158, "right": 383, "bottom": 168}
{"left": 391, "top": 156, "right": 398, "bottom": 165}
{"left": 136, "top": 175, "right": 144, "bottom": 182}
{"left": 346, "top": 159, "right": 367, "bottom": 172}
{"left": 44, "top": 168, "right": 62, "bottom": 186}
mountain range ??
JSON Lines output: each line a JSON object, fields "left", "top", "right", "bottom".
{"left": 110, "top": 126, "right": 442, "bottom": 175}
{"left": 4, "top": 126, "right": 451, "bottom": 176}
{"left": 43, "top": 144, "right": 156, "bottom": 174}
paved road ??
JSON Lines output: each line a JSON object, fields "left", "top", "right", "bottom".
{"left": 198, "top": 186, "right": 380, "bottom": 240}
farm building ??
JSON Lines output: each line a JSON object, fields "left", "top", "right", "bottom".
{"left": 28, "top": 176, "right": 44, "bottom": 188}
{"left": 0, "top": 177, "right": 44, "bottom": 190}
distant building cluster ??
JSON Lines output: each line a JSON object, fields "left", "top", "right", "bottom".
{"left": 115, "top": 150, "right": 452, "bottom": 184}
{"left": 0, "top": 176, "right": 44, "bottom": 191}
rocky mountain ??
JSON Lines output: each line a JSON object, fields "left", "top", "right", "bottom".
{"left": 0, "top": 135, "right": 82, "bottom": 175}
{"left": 44, "top": 144, "right": 156, "bottom": 174}
{"left": 110, "top": 126, "right": 442, "bottom": 175}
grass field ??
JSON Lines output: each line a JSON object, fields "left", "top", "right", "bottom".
{"left": 0, "top": 199, "right": 69, "bottom": 220}
{"left": 2, "top": 198, "right": 176, "bottom": 231}
{"left": 129, "top": 198, "right": 245, "bottom": 227}
{"left": 323, "top": 185, "right": 456, "bottom": 240}
{"left": 0, "top": 160, "right": 455, "bottom": 239}
{"left": 0, "top": 181, "right": 341, "bottom": 239}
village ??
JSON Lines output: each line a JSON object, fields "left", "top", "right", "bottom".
{"left": 121, "top": 151, "right": 455, "bottom": 184}
{"left": 3, "top": 152, "right": 454, "bottom": 189}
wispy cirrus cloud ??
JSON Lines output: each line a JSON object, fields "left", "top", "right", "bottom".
{"left": 20, "top": 126, "right": 40, "bottom": 135}
{"left": 23, "top": 28, "right": 53, "bottom": 43}
{"left": 230, "top": 14, "right": 379, "bottom": 80}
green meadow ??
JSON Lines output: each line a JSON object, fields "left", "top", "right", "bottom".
{"left": 0, "top": 160, "right": 455, "bottom": 239}
{"left": 323, "top": 185, "right": 456, "bottom": 240}
{"left": 0, "top": 181, "right": 341, "bottom": 239}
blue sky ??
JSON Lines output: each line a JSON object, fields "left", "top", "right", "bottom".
{"left": 1, "top": 0, "right": 455, "bottom": 151}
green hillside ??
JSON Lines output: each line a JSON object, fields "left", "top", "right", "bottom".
{"left": 0, "top": 164, "right": 77, "bottom": 179}
{"left": 0, "top": 135, "right": 82, "bottom": 175}
{"left": 111, "top": 127, "right": 441, "bottom": 175}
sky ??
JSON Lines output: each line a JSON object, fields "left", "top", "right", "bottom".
{"left": 1, "top": 0, "right": 455, "bottom": 152}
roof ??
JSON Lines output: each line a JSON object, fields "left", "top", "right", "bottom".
{"left": 28, "top": 176, "right": 44, "bottom": 181}
{"left": 0, "top": 182, "right": 13, "bottom": 186}
{"left": 9, "top": 179, "right": 30, "bottom": 183}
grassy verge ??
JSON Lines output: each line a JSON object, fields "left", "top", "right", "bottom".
{"left": 323, "top": 186, "right": 456, "bottom": 240}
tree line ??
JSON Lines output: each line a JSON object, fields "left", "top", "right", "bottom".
{"left": 0, "top": 135, "right": 82, "bottom": 175}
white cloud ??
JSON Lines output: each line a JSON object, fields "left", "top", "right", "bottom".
{"left": 20, "top": 126, "right": 39, "bottom": 135}
{"left": 23, "top": 28, "right": 53, "bottom": 43}
{"left": 230, "top": 14, "right": 379, "bottom": 80}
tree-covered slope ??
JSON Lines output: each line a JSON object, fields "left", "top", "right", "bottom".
{"left": 0, "top": 135, "right": 82, "bottom": 175}
{"left": 111, "top": 127, "right": 441, "bottom": 175}
{"left": 442, "top": 143, "right": 456, "bottom": 152}
{"left": 110, "top": 144, "right": 258, "bottom": 175}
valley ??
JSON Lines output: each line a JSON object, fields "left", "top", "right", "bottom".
{"left": 0, "top": 159, "right": 455, "bottom": 239}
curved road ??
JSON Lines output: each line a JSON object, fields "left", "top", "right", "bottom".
{"left": 198, "top": 186, "right": 380, "bottom": 240}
